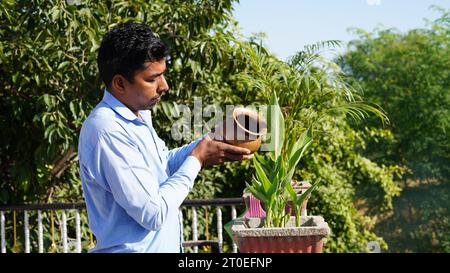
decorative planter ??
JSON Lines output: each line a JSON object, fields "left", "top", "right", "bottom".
{"left": 231, "top": 216, "right": 331, "bottom": 253}
{"left": 227, "top": 181, "right": 330, "bottom": 253}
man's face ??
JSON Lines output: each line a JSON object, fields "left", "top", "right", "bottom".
{"left": 122, "top": 59, "right": 169, "bottom": 113}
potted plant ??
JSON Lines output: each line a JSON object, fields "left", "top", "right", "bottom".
{"left": 222, "top": 41, "right": 389, "bottom": 253}
{"left": 225, "top": 93, "right": 331, "bottom": 253}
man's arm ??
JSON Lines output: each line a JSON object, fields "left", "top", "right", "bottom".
{"left": 165, "top": 136, "right": 203, "bottom": 176}
{"left": 92, "top": 130, "right": 201, "bottom": 231}
{"left": 166, "top": 133, "right": 256, "bottom": 173}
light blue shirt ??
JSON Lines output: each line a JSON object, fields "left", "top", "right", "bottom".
{"left": 78, "top": 90, "right": 202, "bottom": 253}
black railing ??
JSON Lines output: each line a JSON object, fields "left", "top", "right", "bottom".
{"left": 0, "top": 198, "right": 245, "bottom": 211}
{"left": 0, "top": 198, "right": 246, "bottom": 253}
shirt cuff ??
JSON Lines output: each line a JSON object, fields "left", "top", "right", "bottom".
{"left": 184, "top": 137, "right": 203, "bottom": 157}
{"left": 178, "top": 155, "right": 202, "bottom": 181}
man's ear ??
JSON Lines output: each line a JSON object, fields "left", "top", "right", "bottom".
{"left": 111, "top": 74, "right": 127, "bottom": 94}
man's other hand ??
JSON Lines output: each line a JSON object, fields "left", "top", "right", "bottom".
{"left": 190, "top": 134, "right": 253, "bottom": 167}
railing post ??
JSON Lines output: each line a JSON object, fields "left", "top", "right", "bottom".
{"left": 37, "top": 210, "right": 43, "bottom": 253}
{"left": 216, "top": 207, "right": 223, "bottom": 252}
{"left": 231, "top": 205, "right": 237, "bottom": 253}
{"left": 24, "top": 210, "right": 30, "bottom": 253}
{"left": 75, "top": 209, "right": 82, "bottom": 253}
{"left": 179, "top": 209, "right": 184, "bottom": 251}
{"left": 61, "top": 211, "right": 68, "bottom": 253}
{"left": 191, "top": 207, "right": 198, "bottom": 253}
{"left": 0, "top": 198, "right": 245, "bottom": 253}
{"left": 1, "top": 211, "right": 5, "bottom": 253}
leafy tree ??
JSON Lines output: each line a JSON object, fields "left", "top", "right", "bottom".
{"left": 236, "top": 41, "right": 402, "bottom": 252}
{"left": 339, "top": 7, "right": 449, "bottom": 182}
{"left": 0, "top": 0, "right": 245, "bottom": 252}
{"left": 338, "top": 7, "right": 450, "bottom": 252}
{"left": 0, "top": 0, "right": 244, "bottom": 204}
{"left": 1, "top": 0, "right": 403, "bottom": 253}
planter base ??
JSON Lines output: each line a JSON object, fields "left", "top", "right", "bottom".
{"left": 236, "top": 235, "right": 325, "bottom": 253}
{"left": 231, "top": 216, "right": 330, "bottom": 253}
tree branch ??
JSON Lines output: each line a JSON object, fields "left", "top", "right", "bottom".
{"left": 50, "top": 145, "right": 76, "bottom": 178}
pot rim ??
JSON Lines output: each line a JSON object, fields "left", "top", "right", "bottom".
{"left": 231, "top": 216, "right": 331, "bottom": 237}
{"left": 232, "top": 107, "right": 268, "bottom": 137}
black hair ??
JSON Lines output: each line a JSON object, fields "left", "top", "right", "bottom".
{"left": 97, "top": 22, "right": 169, "bottom": 87}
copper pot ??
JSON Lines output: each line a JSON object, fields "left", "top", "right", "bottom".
{"left": 212, "top": 108, "right": 267, "bottom": 153}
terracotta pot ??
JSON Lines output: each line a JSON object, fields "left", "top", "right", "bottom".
{"left": 212, "top": 107, "right": 267, "bottom": 153}
{"left": 231, "top": 216, "right": 330, "bottom": 253}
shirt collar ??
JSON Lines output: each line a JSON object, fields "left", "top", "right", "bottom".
{"left": 102, "top": 89, "right": 140, "bottom": 122}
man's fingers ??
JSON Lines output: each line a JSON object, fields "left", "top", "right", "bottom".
{"left": 224, "top": 152, "right": 254, "bottom": 161}
{"left": 220, "top": 142, "right": 251, "bottom": 155}
{"left": 224, "top": 152, "right": 244, "bottom": 161}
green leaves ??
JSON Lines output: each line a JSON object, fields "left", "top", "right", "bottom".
{"left": 340, "top": 15, "right": 449, "bottom": 181}
{"left": 288, "top": 128, "right": 312, "bottom": 172}
{"left": 57, "top": 61, "right": 71, "bottom": 70}
{"left": 286, "top": 180, "right": 321, "bottom": 227}
{"left": 267, "top": 93, "right": 285, "bottom": 159}
{"left": 330, "top": 102, "right": 389, "bottom": 126}
{"left": 334, "top": 16, "right": 450, "bottom": 252}
{"left": 288, "top": 180, "right": 320, "bottom": 212}
{"left": 249, "top": 92, "right": 318, "bottom": 227}
{"left": 253, "top": 155, "right": 271, "bottom": 193}
{"left": 0, "top": 0, "right": 418, "bottom": 253}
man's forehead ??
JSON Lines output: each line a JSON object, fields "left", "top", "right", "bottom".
{"left": 134, "top": 60, "right": 166, "bottom": 77}
{"left": 142, "top": 60, "right": 166, "bottom": 71}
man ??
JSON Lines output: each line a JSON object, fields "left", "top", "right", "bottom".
{"left": 78, "top": 23, "right": 252, "bottom": 253}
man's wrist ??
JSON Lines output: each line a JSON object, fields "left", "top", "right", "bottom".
{"left": 186, "top": 155, "right": 203, "bottom": 172}
{"left": 190, "top": 151, "right": 203, "bottom": 167}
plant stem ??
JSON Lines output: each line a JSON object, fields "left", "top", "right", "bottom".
{"left": 295, "top": 210, "right": 301, "bottom": 227}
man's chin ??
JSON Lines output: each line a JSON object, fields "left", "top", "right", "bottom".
{"left": 148, "top": 97, "right": 161, "bottom": 108}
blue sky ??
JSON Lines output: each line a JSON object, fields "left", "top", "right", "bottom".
{"left": 233, "top": 0, "right": 450, "bottom": 61}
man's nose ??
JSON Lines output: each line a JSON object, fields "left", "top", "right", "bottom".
{"left": 158, "top": 75, "right": 169, "bottom": 94}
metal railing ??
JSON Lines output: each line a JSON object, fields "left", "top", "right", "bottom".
{"left": 0, "top": 198, "right": 245, "bottom": 253}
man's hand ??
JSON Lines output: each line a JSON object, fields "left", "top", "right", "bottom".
{"left": 190, "top": 134, "right": 253, "bottom": 167}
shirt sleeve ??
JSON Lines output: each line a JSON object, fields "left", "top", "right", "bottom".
{"left": 166, "top": 136, "right": 203, "bottom": 176}
{"left": 92, "top": 130, "right": 201, "bottom": 231}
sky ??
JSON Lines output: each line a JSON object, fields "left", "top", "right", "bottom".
{"left": 233, "top": 0, "right": 450, "bottom": 61}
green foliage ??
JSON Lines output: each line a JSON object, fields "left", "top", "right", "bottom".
{"left": 0, "top": 0, "right": 245, "bottom": 205}
{"left": 0, "top": 0, "right": 245, "bottom": 252}
{"left": 237, "top": 39, "right": 401, "bottom": 252}
{"left": 338, "top": 7, "right": 450, "bottom": 252}
{"left": 375, "top": 180, "right": 450, "bottom": 253}
{"left": 339, "top": 8, "right": 450, "bottom": 181}
{"left": 0, "top": 0, "right": 408, "bottom": 253}
{"left": 287, "top": 178, "right": 320, "bottom": 227}
{"left": 302, "top": 116, "right": 403, "bottom": 252}
{"left": 247, "top": 93, "right": 315, "bottom": 228}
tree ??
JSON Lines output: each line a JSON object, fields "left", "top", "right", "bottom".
{"left": 0, "top": 0, "right": 241, "bottom": 204}
{"left": 338, "top": 7, "right": 450, "bottom": 252}
{"left": 0, "top": 0, "right": 245, "bottom": 252}
{"left": 339, "top": 8, "right": 449, "bottom": 182}
{"left": 234, "top": 41, "right": 402, "bottom": 252}
{"left": 0, "top": 0, "right": 404, "bottom": 252}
